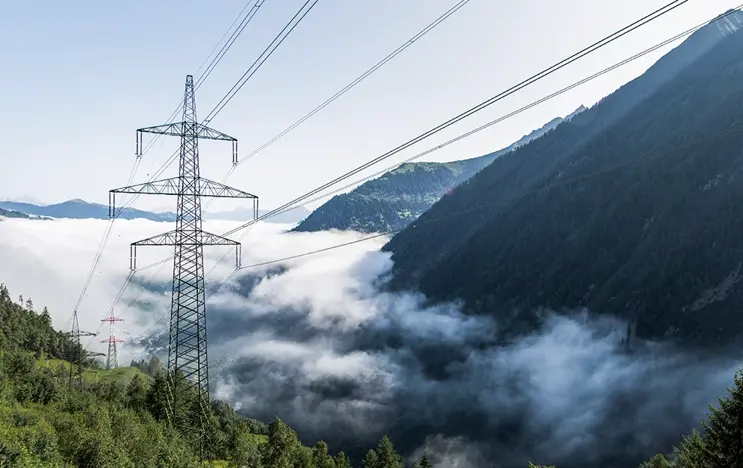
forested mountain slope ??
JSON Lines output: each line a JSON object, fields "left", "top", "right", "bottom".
{"left": 384, "top": 9, "right": 743, "bottom": 345}
{"left": 0, "top": 207, "right": 32, "bottom": 219}
{"left": 293, "top": 109, "right": 585, "bottom": 233}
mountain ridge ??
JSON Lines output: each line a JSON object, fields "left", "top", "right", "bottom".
{"left": 293, "top": 106, "right": 586, "bottom": 233}
{"left": 383, "top": 8, "right": 743, "bottom": 346}
{"left": 0, "top": 199, "right": 309, "bottom": 224}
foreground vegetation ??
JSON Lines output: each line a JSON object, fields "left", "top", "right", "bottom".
{"left": 0, "top": 284, "right": 449, "bottom": 467}
{"left": 2, "top": 283, "right": 742, "bottom": 467}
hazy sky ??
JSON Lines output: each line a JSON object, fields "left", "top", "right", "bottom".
{"left": 2, "top": 0, "right": 741, "bottom": 211}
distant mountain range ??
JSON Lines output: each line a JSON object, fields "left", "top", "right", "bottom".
{"left": 384, "top": 9, "right": 743, "bottom": 346}
{"left": 0, "top": 199, "right": 309, "bottom": 224}
{"left": 293, "top": 106, "right": 586, "bottom": 233}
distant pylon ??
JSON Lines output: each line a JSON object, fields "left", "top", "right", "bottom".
{"left": 66, "top": 311, "right": 104, "bottom": 391}
{"left": 108, "top": 74, "right": 258, "bottom": 456}
{"left": 101, "top": 315, "right": 124, "bottom": 369}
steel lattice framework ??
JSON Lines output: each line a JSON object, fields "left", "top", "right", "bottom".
{"left": 110, "top": 75, "right": 258, "bottom": 449}
{"left": 101, "top": 315, "right": 124, "bottom": 370}
{"left": 66, "top": 311, "right": 104, "bottom": 391}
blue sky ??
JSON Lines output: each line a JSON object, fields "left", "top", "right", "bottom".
{"left": 1, "top": 0, "right": 741, "bottom": 211}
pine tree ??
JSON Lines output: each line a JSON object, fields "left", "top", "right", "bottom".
{"left": 335, "top": 452, "right": 352, "bottom": 468}
{"left": 414, "top": 453, "right": 433, "bottom": 468}
{"left": 369, "top": 436, "right": 403, "bottom": 468}
{"left": 700, "top": 369, "right": 743, "bottom": 467}
{"left": 41, "top": 307, "right": 51, "bottom": 326}
{"left": 638, "top": 454, "right": 672, "bottom": 468}
{"left": 363, "top": 449, "right": 379, "bottom": 468}
{"left": 147, "top": 355, "right": 163, "bottom": 376}
{"left": 261, "top": 418, "right": 300, "bottom": 468}
{"left": 312, "top": 441, "right": 337, "bottom": 468}
{"left": 25, "top": 297, "right": 33, "bottom": 312}
{"left": 126, "top": 374, "right": 148, "bottom": 411}
{"left": 671, "top": 430, "right": 709, "bottom": 468}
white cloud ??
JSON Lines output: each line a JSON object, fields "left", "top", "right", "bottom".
{"left": 1, "top": 217, "right": 740, "bottom": 466}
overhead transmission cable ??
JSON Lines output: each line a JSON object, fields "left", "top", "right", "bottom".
{"left": 115, "top": 0, "right": 700, "bottom": 313}
{"left": 103, "top": 0, "right": 468, "bottom": 319}
{"left": 219, "top": 0, "right": 691, "bottom": 240}
{"left": 203, "top": 0, "right": 738, "bottom": 296}
{"left": 125, "top": 0, "right": 320, "bottom": 208}
{"left": 204, "top": 124, "right": 743, "bottom": 298}
{"left": 279, "top": 6, "right": 734, "bottom": 211}
{"left": 197, "top": 0, "right": 472, "bottom": 237}
{"left": 204, "top": 0, "right": 320, "bottom": 124}
{"left": 90, "top": 0, "right": 321, "bottom": 337}
{"left": 72, "top": 0, "right": 267, "bottom": 335}
{"left": 222, "top": 0, "right": 472, "bottom": 181}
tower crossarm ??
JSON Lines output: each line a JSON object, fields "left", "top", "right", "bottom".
{"left": 199, "top": 178, "right": 258, "bottom": 199}
{"left": 135, "top": 123, "right": 238, "bottom": 159}
{"left": 137, "top": 122, "right": 236, "bottom": 142}
{"left": 132, "top": 229, "right": 240, "bottom": 246}
{"left": 110, "top": 176, "right": 181, "bottom": 196}
{"left": 108, "top": 177, "right": 258, "bottom": 218}
{"left": 101, "top": 338, "right": 125, "bottom": 343}
{"left": 128, "top": 230, "right": 243, "bottom": 270}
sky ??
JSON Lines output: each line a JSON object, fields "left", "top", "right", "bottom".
{"left": 2, "top": 0, "right": 743, "bottom": 212}
{"left": 0, "top": 217, "right": 740, "bottom": 466}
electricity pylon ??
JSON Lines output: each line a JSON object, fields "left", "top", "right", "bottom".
{"left": 108, "top": 75, "right": 258, "bottom": 455}
{"left": 101, "top": 315, "right": 124, "bottom": 369}
{"left": 66, "top": 311, "right": 104, "bottom": 391}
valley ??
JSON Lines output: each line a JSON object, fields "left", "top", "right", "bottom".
{"left": 5, "top": 2, "right": 743, "bottom": 468}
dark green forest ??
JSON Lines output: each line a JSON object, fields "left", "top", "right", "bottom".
{"left": 293, "top": 160, "right": 492, "bottom": 234}
{"left": 385, "top": 10, "right": 743, "bottom": 346}
{"left": 0, "top": 208, "right": 31, "bottom": 219}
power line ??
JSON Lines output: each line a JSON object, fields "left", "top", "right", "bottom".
{"left": 195, "top": 0, "right": 265, "bottom": 88}
{"left": 229, "top": 0, "right": 472, "bottom": 171}
{"left": 118, "top": 0, "right": 319, "bottom": 216}
{"left": 288, "top": 6, "right": 734, "bottom": 209}
{"left": 204, "top": 0, "right": 321, "bottom": 123}
{"left": 104, "top": 0, "right": 693, "bottom": 328}
{"left": 219, "top": 0, "right": 691, "bottom": 239}
{"left": 69, "top": 0, "right": 268, "bottom": 330}
{"left": 139, "top": 0, "right": 266, "bottom": 157}
{"left": 204, "top": 124, "right": 743, "bottom": 298}
{"left": 200, "top": 4, "right": 743, "bottom": 298}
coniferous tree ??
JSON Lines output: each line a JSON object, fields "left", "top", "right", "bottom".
{"left": 671, "top": 430, "right": 709, "bottom": 468}
{"left": 415, "top": 453, "right": 433, "bottom": 468}
{"left": 638, "top": 454, "right": 672, "bottom": 468}
{"left": 365, "top": 436, "right": 402, "bottom": 468}
{"left": 41, "top": 306, "right": 51, "bottom": 325}
{"left": 335, "top": 451, "right": 352, "bottom": 468}
{"left": 261, "top": 418, "right": 300, "bottom": 468}
{"left": 312, "top": 440, "right": 337, "bottom": 468}
{"left": 125, "top": 374, "right": 148, "bottom": 411}
{"left": 700, "top": 370, "right": 743, "bottom": 467}
{"left": 363, "top": 449, "right": 380, "bottom": 468}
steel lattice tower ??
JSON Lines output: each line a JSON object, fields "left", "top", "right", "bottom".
{"left": 67, "top": 311, "right": 105, "bottom": 391}
{"left": 109, "top": 75, "right": 258, "bottom": 451}
{"left": 101, "top": 315, "right": 124, "bottom": 369}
